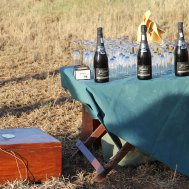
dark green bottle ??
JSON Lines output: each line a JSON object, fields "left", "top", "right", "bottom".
{"left": 137, "top": 25, "right": 152, "bottom": 80}
{"left": 174, "top": 22, "right": 189, "bottom": 76}
{"left": 94, "top": 27, "right": 109, "bottom": 83}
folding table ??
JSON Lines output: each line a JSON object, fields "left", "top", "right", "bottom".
{"left": 60, "top": 66, "right": 189, "bottom": 181}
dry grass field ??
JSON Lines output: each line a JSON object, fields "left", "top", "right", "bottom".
{"left": 1, "top": 0, "right": 189, "bottom": 188}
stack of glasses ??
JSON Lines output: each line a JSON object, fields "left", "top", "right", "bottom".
{"left": 70, "top": 38, "right": 175, "bottom": 80}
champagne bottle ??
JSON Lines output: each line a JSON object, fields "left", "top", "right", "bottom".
{"left": 94, "top": 27, "right": 109, "bottom": 83}
{"left": 137, "top": 25, "right": 152, "bottom": 80}
{"left": 174, "top": 22, "right": 189, "bottom": 76}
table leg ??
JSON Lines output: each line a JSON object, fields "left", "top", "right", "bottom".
{"left": 77, "top": 105, "right": 134, "bottom": 181}
{"left": 81, "top": 105, "right": 122, "bottom": 149}
{"left": 81, "top": 105, "right": 101, "bottom": 141}
{"left": 72, "top": 124, "right": 106, "bottom": 157}
{"left": 74, "top": 122, "right": 134, "bottom": 182}
{"left": 76, "top": 139, "right": 105, "bottom": 174}
{"left": 93, "top": 142, "right": 134, "bottom": 182}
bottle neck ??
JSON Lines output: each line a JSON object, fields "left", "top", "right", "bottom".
{"left": 177, "top": 29, "right": 187, "bottom": 49}
{"left": 97, "top": 34, "right": 105, "bottom": 47}
{"left": 96, "top": 34, "right": 106, "bottom": 53}
{"left": 139, "top": 32, "right": 149, "bottom": 52}
{"left": 141, "top": 32, "right": 147, "bottom": 43}
{"left": 178, "top": 29, "right": 184, "bottom": 40}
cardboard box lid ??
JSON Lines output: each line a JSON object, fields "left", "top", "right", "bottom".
{"left": 0, "top": 128, "right": 61, "bottom": 149}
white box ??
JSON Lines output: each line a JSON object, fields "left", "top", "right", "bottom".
{"left": 74, "top": 65, "right": 91, "bottom": 80}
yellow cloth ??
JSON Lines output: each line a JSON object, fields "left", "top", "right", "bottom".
{"left": 137, "top": 10, "right": 165, "bottom": 44}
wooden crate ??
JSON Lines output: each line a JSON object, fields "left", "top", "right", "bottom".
{"left": 0, "top": 128, "right": 62, "bottom": 184}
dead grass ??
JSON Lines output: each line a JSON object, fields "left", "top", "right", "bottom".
{"left": 1, "top": 0, "right": 189, "bottom": 188}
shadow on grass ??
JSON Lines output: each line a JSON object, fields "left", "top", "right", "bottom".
{"left": 0, "top": 69, "right": 60, "bottom": 87}
{"left": 0, "top": 96, "right": 72, "bottom": 117}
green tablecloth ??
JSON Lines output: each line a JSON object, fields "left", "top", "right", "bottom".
{"left": 60, "top": 66, "right": 189, "bottom": 176}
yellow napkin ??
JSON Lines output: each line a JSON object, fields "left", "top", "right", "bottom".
{"left": 137, "top": 10, "right": 165, "bottom": 44}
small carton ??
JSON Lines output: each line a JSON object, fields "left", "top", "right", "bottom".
{"left": 74, "top": 65, "right": 91, "bottom": 80}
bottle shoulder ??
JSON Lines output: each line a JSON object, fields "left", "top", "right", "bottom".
{"left": 137, "top": 49, "right": 151, "bottom": 58}
{"left": 94, "top": 51, "right": 108, "bottom": 59}
{"left": 94, "top": 52, "right": 108, "bottom": 67}
{"left": 175, "top": 46, "right": 188, "bottom": 55}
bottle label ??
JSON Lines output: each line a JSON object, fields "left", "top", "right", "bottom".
{"left": 177, "top": 62, "right": 189, "bottom": 74}
{"left": 178, "top": 40, "right": 187, "bottom": 49}
{"left": 97, "top": 46, "right": 106, "bottom": 54}
{"left": 137, "top": 65, "right": 151, "bottom": 77}
{"left": 95, "top": 68, "right": 109, "bottom": 80}
{"left": 140, "top": 43, "right": 148, "bottom": 52}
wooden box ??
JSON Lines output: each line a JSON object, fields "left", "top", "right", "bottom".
{"left": 0, "top": 128, "right": 62, "bottom": 184}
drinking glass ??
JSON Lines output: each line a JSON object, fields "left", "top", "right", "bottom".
{"left": 71, "top": 49, "right": 81, "bottom": 65}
